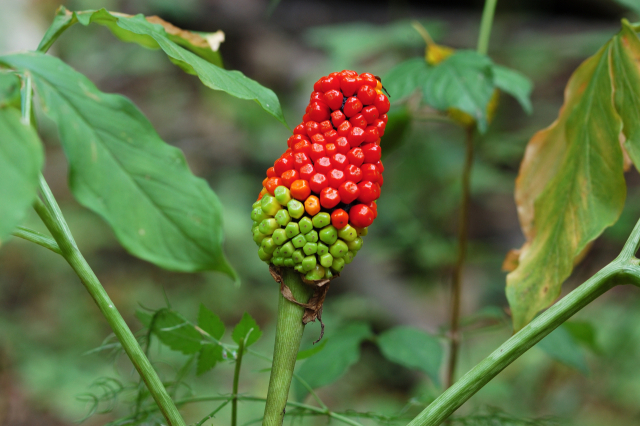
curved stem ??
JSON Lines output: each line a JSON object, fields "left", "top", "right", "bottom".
{"left": 477, "top": 0, "right": 498, "bottom": 55}
{"left": 263, "top": 268, "right": 314, "bottom": 426}
{"left": 12, "top": 225, "right": 61, "bottom": 254}
{"left": 446, "top": 127, "right": 474, "bottom": 388}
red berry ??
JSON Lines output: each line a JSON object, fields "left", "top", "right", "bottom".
{"left": 357, "top": 85, "right": 376, "bottom": 105}
{"left": 293, "top": 140, "right": 312, "bottom": 157}
{"left": 274, "top": 156, "right": 294, "bottom": 175}
{"left": 338, "top": 181, "right": 360, "bottom": 204}
{"left": 310, "top": 133, "right": 326, "bottom": 145}
{"left": 310, "top": 91, "right": 324, "bottom": 103}
{"left": 331, "top": 209, "right": 349, "bottom": 229}
{"left": 325, "top": 143, "right": 337, "bottom": 157}
{"left": 361, "top": 163, "right": 379, "bottom": 182}
{"left": 309, "top": 143, "right": 326, "bottom": 162}
{"left": 359, "top": 72, "right": 377, "bottom": 87}
{"left": 320, "top": 187, "right": 341, "bottom": 208}
{"left": 372, "top": 119, "right": 386, "bottom": 136}
{"left": 315, "top": 157, "right": 332, "bottom": 174}
{"left": 357, "top": 181, "right": 380, "bottom": 203}
{"left": 293, "top": 152, "right": 312, "bottom": 170}
{"left": 348, "top": 126, "right": 366, "bottom": 147}
{"left": 368, "top": 201, "right": 378, "bottom": 218}
{"left": 324, "top": 129, "right": 338, "bottom": 144}
{"left": 302, "top": 113, "right": 311, "bottom": 123}
{"left": 344, "top": 164, "right": 362, "bottom": 183}
{"left": 340, "top": 69, "right": 358, "bottom": 78}
{"left": 341, "top": 76, "right": 361, "bottom": 97}
{"left": 364, "top": 126, "right": 380, "bottom": 143}
{"left": 380, "top": 114, "right": 388, "bottom": 123}
{"left": 343, "top": 97, "right": 363, "bottom": 117}
{"left": 361, "top": 106, "right": 379, "bottom": 123}
{"left": 323, "top": 89, "right": 344, "bottom": 111}
{"left": 266, "top": 167, "right": 277, "bottom": 178}
{"left": 375, "top": 160, "right": 384, "bottom": 173}
{"left": 374, "top": 93, "right": 390, "bottom": 114}
{"left": 288, "top": 134, "right": 309, "bottom": 149}
{"left": 319, "top": 120, "right": 333, "bottom": 133}
{"left": 281, "top": 169, "right": 299, "bottom": 187}
{"left": 265, "top": 177, "right": 282, "bottom": 195}
{"left": 335, "top": 137, "right": 350, "bottom": 154}
{"left": 347, "top": 147, "right": 365, "bottom": 167}
{"left": 320, "top": 75, "right": 341, "bottom": 92}
{"left": 299, "top": 163, "right": 315, "bottom": 180}
{"left": 350, "top": 204, "right": 374, "bottom": 228}
{"left": 309, "top": 173, "right": 328, "bottom": 193}
{"left": 308, "top": 101, "right": 330, "bottom": 122}
{"left": 349, "top": 114, "right": 368, "bottom": 129}
{"left": 293, "top": 123, "right": 306, "bottom": 135}
{"left": 361, "top": 143, "right": 382, "bottom": 163}
{"left": 313, "top": 78, "right": 323, "bottom": 92}
{"left": 331, "top": 110, "right": 346, "bottom": 127}
{"left": 337, "top": 120, "right": 352, "bottom": 137}
{"left": 331, "top": 153, "right": 348, "bottom": 170}
{"left": 328, "top": 169, "right": 345, "bottom": 188}
{"left": 378, "top": 174, "right": 384, "bottom": 187}
{"left": 306, "top": 121, "right": 321, "bottom": 136}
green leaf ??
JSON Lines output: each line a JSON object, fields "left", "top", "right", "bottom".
{"left": 135, "top": 310, "right": 153, "bottom": 328}
{"left": 614, "top": 0, "right": 640, "bottom": 16}
{"left": 492, "top": 64, "right": 533, "bottom": 114}
{"left": 37, "top": 8, "right": 286, "bottom": 127}
{"left": 0, "top": 73, "right": 21, "bottom": 108}
{"left": 0, "top": 107, "right": 44, "bottom": 247}
{"left": 0, "top": 52, "right": 236, "bottom": 277}
{"left": 196, "top": 344, "right": 224, "bottom": 375}
{"left": 536, "top": 324, "right": 588, "bottom": 374}
{"left": 151, "top": 309, "right": 202, "bottom": 355}
{"left": 383, "top": 58, "right": 431, "bottom": 101}
{"left": 231, "top": 312, "right": 262, "bottom": 348}
{"left": 376, "top": 326, "right": 443, "bottom": 385}
{"left": 294, "top": 322, "right": 372, "bottom": 401}
{"left": 296, "top": 338, "right": 328, "bottom": 360}
{"left": 197, "top": 304, "right": 225, "bottom": 340}
{"left": 422, "top": 50, "right": 495, "bottom": 133}
{"left": 563, "top": 321, "right": 601, "bottom": 354}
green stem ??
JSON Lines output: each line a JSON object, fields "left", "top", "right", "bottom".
{"left": 446, "top": 127, "right": 474, "bottom": 388}
{"left": 232, "top": 339, "right": 245, "bottom": 426}
{"left": 407, "top": 218, "right": 640, "bottom": 426}
{"left": 12, "top": 225, "right": 61, "bottom": 254}
{"left": 477, "top": 0, "right": 498, "bottom": 55}
{"left": 33, "top": 179, "right": 186, "bottom": 426}
{"left": 263, "top": 268, "right": 315, "bottom": 426}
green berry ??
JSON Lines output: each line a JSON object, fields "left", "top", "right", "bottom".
{"left": 312, "top": 212, "right": 331, "bottom": 228}
{"left": 272, "top": 257, "right": 284, "bottom": 266}
{"left": 319, "top": 225, "right": 338, "bottom": 245}
{"left": 320, "top": 253, "right": 334, "bottom": 268}
{"left": 317, "top": 242, "right": 329, "bottom": 256}
{"left": 283, "top": 258, "right": 295, "bottom": 267}
{"left": 337, "top": 225, "right": 357, "bottom": 242}
{"left": 292, "top": 249, "right": 305, "bottom": 263}
{"left": 287, "top": 199, "right": 304, "bottom": 219}
{"left": 258, "top": 248, "right": 272, "bottom": 261}
{"left": 305, "top": 230, "right": 318, "bottom": 243}
{"left": 292, "top": 234, "right": 307, "bottom": 248}
{"left": 280, "top": 241, "right": 294, "bottom": 258}
{"left": 329, "top": 240, "right": 348, "bottom": 258}
{"left": 325, "top": 269, "right": 333, "bottom": 279}
{"left": 299, "top": 217, "right": 313, "bottom": 234}
{"left": 272, "top": 229, "right": 288, "bottom": 245}
{"left": 253, "top": 227, "right": 266, "bottom": 244}
{"left": 285, "top": 222, "right": 300, "bottom": 238}
{"left": 261, "top": 195, "right": 281, "bottom": 216}
{"left": 302, "top": 255, "right": 317, "bottom": 272}
{"left": 305, "top": 264, "right": 325, "bottom": 281}
{"left": 303, "top": 242, "right": 317, "bottom": 255}
{"left": 261, "top": 237, "right": 276, "bottom": 254}
{"left": 295, "top": 264, "right": 304, "bottom": 272}
{"left": 252, "top": 200, "right": 261, "bottom": 209}
{"left": 347, "top": 237, "right": 363, "bottom": 251}
{"left": 273, "top": 246, "right": 281, "bottom": 258}
{"left": 275, "top": 209, "right": 291, "bottom": 226}
{"left": 251, "top": 207, "right": 268, "bottom": 223}
{"left": 259, "top": 218, "right": 278, "bottom": 235}
{"left": 331, "top": 257, "right": 345, "bottom": 272}
{"left": 356, "top": 227, "right": 368, "bottom": 236}
{"left": 343, "top": 251, "right": 355, "bottom": 264}
{"left": 274, "top": 186, "right": 292, "bottom": 205}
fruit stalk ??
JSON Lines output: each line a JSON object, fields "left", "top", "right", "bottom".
{"left": 263, "top": 268, "right": 314, "bottom": 426}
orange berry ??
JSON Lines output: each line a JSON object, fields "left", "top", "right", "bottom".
{"left": 305, "top": 195, "right": 321, "bottom": 216}
{"left": 290, "top": 179, "right": 311, "bottom": 200}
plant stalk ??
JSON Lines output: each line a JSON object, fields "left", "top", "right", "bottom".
{"left": 446, "top": 126, "right": 474, "bottom": 388}
{"left": 232, "top": 339, "right": 245, "bottom": 426}
{"left": 477, "top": 0, "right": 498, "bottom": 55}
{"left": 263, "top": 268, "right": 315, "bottom": 426}
{"left": 12, "top": 225, "right": 61, "bottom": 254}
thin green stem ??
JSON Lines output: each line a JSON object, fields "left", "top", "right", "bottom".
{"left": 232, "top": 339, "right": 246, "bottom": 426}
{"left": 263, "top": 268, "right": 315, "bottom": 426}
{"left": 197, "top": 400, "right": 231, "bottom": 426}
{"left": 446, "top": 127, "right": 474, "bottom": 388}
{"left": 12, "top": 226, "right": 61, "bottom": 254}
{"left": 407, "top": 217, "right": 640, "bottom": 426}
{"left": 20, "top": 74, "right": 32, "bottom": 125}
{"left": 477, "top": 0, "right": 498, "bottom": 55}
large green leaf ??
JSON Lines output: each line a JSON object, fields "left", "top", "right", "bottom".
{"left": 0, "top": 107, "right": 44, "bottom": 246}
{"left": 294, "top": 322, "right": 372, "bottom": 401}
{"left": 231, "top": 312, "right": 262, "bottom": 348}
{"left": 151, "top": 309, "right": 202, "bottom": 355}
{"left": 376, "top": 326, "right": 443, "bottom": 385}
{"left": 492, "top": 65, "right": 533, "bottom": 114}
{"left": 0, "top": 52, "right": 236, "bottom": 276}
{"left": 197, "top": 304, "right": 225, "bottom": 341}
{"left": 197, "top": 344, "right": 224, "bottom": 376}
{"left": 383, "top": 58, "right": 431, "bottom": 101}
{"left": 536, "top": 324, "right": 588, "bottom": 374}
{"left": 37, "top": 7, "right": 286, "bottom": 127}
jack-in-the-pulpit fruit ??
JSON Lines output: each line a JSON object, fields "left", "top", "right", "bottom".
{"left": 252, "top": 70, "right": 388, "bottom": 280}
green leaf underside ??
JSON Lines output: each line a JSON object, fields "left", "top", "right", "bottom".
{"left": 197, "top": 304, "right": 225, "bottom": 340}
{"left": 294, "top": 322, "right": 372, "bottom": 401}
{"left": 231, "top": 312, "right": 262, "bottom": 348}
{"left": 0, "top": 107, "right": 44, "bottom": 246}
{"left": 0, "top": 52, "right": 236, "bottom": 277}
{"left": 38, "top": 8, "right": 286, "bottom": 127}
{"left": 376, "top": 326, "right": 443, "bottom": 386}
{"left": 492, "top": 64, "right": 533, "bottom": 114}
{"left": 197, "top": 344, "right": 224, "bottom": 375}
{"left": 151, "top": 309, "right": 202, "bottom": 354}
{"left": 296, "top": 338, "right": 328, "bottom": 360}
{"left": 536, "top": 324, "right": 588, "bottom": 374}
{"left": 507, "top": 27, "right": 637, "bottom": 329}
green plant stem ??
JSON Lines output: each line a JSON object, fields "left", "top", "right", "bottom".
{"left": 407, "top": 218, "right": 640, "bottom": 426}
{"left": 446, "top": 127, "right": 474, "bottom": 389}
{"left": 477, "top": 0, "right": 498, "bottom": 55}
{"left": 232, "top": 339, "right": 245, "bottom": 426}
{"left": 32, "top": 179, "right": 186, "bottom": 426}
{"left": 263, "top": 268, "right": 315, "bottom": 426}
{"left": 12, "top": 225, "right": 61, "bottom": 254}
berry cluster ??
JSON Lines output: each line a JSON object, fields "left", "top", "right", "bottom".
{"left": 252, "top": 70, "right": 389, "bottom": 281}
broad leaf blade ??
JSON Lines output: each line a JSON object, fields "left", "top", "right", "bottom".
{"left": 492, "top": 65, "right": 533, "bottom": 114}
{"left": 507, "top": 42, "right": 624, "bottom": 330}
{"left": 0, "top": 107, "right": 44, "bottom": 246}
{"left": 232, "top": 312, "right": 262, "bottom": 348}
{"left": 536, "top": 325, "right": 588, "bottom": 374}
{"left": 0, "top": 73, "right": 21, "bottom": 108}
{"left": 294, "top": 322, "right": 372, "bottom": 401}
{"left": 198, "top": 304, "right": 225, "bottom": 340}
{"left": 383, "top": 58, "right": 431, "bottom": 101}
{"left": 0, "top": 52, "right": 236, "bottom": 277}
{"left": 151, "top": 309, "right": 202, "bottom": 354}
{"left": 197, "top": 344, "right": 224, "bottom": 375}
{"left": 376, "top": 326, "right": 443, "bottom": 385}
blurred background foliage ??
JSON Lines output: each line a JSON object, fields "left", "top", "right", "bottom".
{"left": 2, "top": 0, "right": 640, "bottom": 425}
